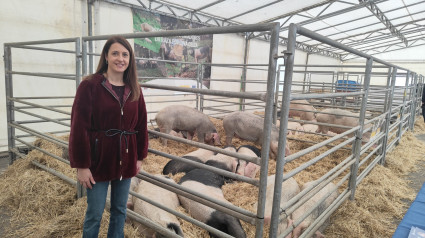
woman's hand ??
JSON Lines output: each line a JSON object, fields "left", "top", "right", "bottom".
{"left": 77, "top": 168, "right": 96, "bottom": 189}
{"left": 136, "top": 160, "right": 142, "bottom": 173}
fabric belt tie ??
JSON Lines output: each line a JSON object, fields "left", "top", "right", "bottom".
{"left": 102, "top": 129, "right": 138, "bottom": 155}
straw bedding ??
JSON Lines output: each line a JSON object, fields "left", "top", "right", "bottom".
{"left": 1, "top": 117, "right": 424, "bottom": 237}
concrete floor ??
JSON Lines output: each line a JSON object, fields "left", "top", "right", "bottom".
{"left": 405, "top": 134, "right": 425, "bottom": 194}
{"left": 0, "top": 156, "right": 9, "bottom": 175}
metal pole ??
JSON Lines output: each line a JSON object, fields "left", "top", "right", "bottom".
{"left": 87, "top": 0, "right": 94, "bottom": 74}
{"left": 331, "top": 71, "right": 337, "bottom": 105}
{"left": 409, "top": 73, "right": 418, "bottom": 130}
{"left": 76, "top": 38, "right": 81, "bottom": 86}
{"left": 268, "top": 23, "right": 296, "bottom": 238}
{"left": 377, "top": 67, "right": 392, "bottom": 156}
{"left": 198, "top": 64, "right": 205, "bottom": 112}
{"left": 196, "top": 63, "right": 201, "bottom": 111}
{"left": 380, "top": 67, "right": 397, "bottom": 165}
{"left": 397, "top": 71, "right": 410, "bottom": 144}
{"left": 75, "top": 36, "right": 83, "bottom": 198}
{"left": 417, "top": 75, "right": 423, "bottom": 117}
{"left": 82, "top": 40, "right": 88, "bottom": 77}
{"left": 240, "top": 34, "right": 249, "bottom": 111}
{"left": 273, "top": 65, "right": 282, "bottom": 123}
{"left": 77, "top": 38, "right": 86, "bottom": 198}
{"left": 349, "top": 57, "right": 372, "bottom": 200}
{"left": 4, "top": 45, "right": 15, "bottom": 164}
{"left": 302, "top": 53, "right": 309, "bottom": 93}
{"left": 254, "top": 22, "right": 280, "bottom": 238}
{"left": 83, "top": 23, "right": 276, "bottom": 41}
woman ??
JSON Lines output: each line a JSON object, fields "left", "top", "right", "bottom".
{"left": 69, "top": 36, "right": 148, "bottom": 237}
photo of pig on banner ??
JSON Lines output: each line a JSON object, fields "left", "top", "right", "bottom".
{"left": 132, "top": 9, "right": 213, "bottom": 89}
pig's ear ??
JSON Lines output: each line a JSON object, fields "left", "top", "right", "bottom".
{"left": 285, "top": 144, "right": 291, "bottom": 156}
{"left": 244, "top": 163, "right": 260, "bottom": 178}
{"left": 270, "top": 141, "right": 278, "bottom": 159}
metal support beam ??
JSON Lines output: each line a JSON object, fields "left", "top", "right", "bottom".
{"left": 276, "top": 37, "right": 342, "bottom": 60}
{"left": 4, "top": 46, "right": 15, "bottom": 164}
{"left": 360, "top": 0, "right": 408, "bottom": 46}
{"left": 349, "top": 57, "right": 373, "bottom": 200}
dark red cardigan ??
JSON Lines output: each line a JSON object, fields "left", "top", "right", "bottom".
{"left": 69, "top": 74, "right": 149, "bottom": 182}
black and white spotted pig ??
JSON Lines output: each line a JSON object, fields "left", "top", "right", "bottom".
{"left": 133, "top": 174, "right": 184, "bottom": 238}
{"left": 178, "top": 162, "right": 246, "bottom": 238}
{"left": 163, "top": 148, "right": 215, "bottom": 175}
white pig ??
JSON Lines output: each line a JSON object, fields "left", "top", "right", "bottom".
{"left": 236, "top": 145, "right": 261, "bottom": 178}
{"left": 169, "top": 130, "right": 185, "bottom": 138}
{"left": 206, "top": 146, "right": 239, "bottom": 173}
{"left": 223, "top": 111, "right": 290, "bottom": 159}
{"left": 291, "top": 181, "right": 339, "bottom": 238}
{"left": 127, "top": 176, "right": 141, "bottom": 210}
{"left": 155, "top": 105, "right": 221, "bottom": 146}
{"left": 106, "top": 176, "right": 141, "bottom": 210}
{"left": 299, "top": 124, "right": 318, "bottom": 135}
{"left": 289, "top": 100, "right": 317, "bottom": 123}
{"left": 133, "top": 174, "right": 184, "bottom": 238}
{"left": 253, "top": 175, "right": 300, "bottom": 236}
{"left": 315, "top": 108, "right": 371, "bottom": 142}
{"left": 288, "top": 121, "right": 303, "bottom": 135}
{"left": 276, "top": 120, "right": 303, "bottom": 135}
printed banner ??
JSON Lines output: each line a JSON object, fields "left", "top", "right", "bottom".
{"left": 132, "top": 9, "right": 213, "bottom": 88}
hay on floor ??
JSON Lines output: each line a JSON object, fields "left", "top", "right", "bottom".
{"left": 325, "top": 128, "right": 425, "bottom": 237}
{"left": 1, "top": 117, "right": 425, "bottom": 237}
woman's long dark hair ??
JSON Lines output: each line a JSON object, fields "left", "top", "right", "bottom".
{"left": 95, "top": 36, "right": 140, "bottom": 101}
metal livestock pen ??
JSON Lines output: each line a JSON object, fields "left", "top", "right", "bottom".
{"left": 3, "top": 22, "right": 424, "bottom": 238}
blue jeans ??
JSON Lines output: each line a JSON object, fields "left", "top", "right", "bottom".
{"left": 83, "top": 178, "right": 131, "bottom": 238}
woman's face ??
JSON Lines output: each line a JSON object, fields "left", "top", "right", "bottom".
{"left": 105, "top": 42, "right": 130, "bottom": 74}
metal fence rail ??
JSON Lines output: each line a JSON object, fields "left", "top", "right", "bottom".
{"left": 3, "top": 22, "right": 424, "bottom": 238}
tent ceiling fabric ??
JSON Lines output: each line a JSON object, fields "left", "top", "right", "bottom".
{"left": 117, "top": 0, "right": 425, "bottom": 60}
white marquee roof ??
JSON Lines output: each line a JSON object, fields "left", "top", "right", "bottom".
{"left": 114, "top": 0, "right": 425, "bottom": 60}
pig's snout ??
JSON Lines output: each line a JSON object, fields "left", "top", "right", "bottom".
{"left": 213, "top": 133, "right": 221, "bottom": 145}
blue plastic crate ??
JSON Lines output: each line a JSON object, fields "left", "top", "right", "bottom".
{"left": 335, "top": 80, "right": 360, "bottom": 92}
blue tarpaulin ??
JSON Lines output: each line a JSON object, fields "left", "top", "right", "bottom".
{"left": 393, "top": 182, "right": 425, "bottom": 238}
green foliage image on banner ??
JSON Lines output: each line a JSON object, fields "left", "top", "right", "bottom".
{"left": 132, "top": 9, "right": 162, "bottom": 53}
